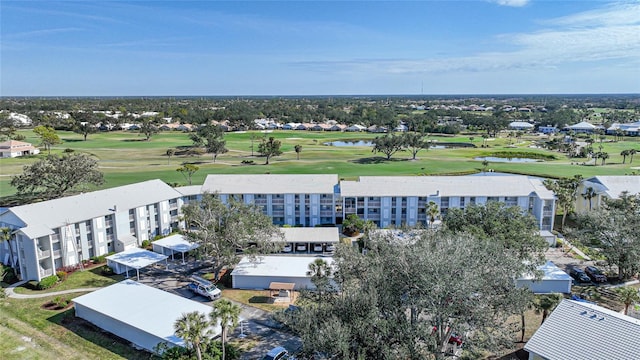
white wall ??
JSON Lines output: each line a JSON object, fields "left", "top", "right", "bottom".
{"left": 232, "top": 275, "right": 315, "bottom": 290}
{"left": 516, "top": 279, "right": 571, "bottom": 294}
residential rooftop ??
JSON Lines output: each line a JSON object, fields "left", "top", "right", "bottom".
{"left": 202, "top": 174, "right": 339, "bottom": 194}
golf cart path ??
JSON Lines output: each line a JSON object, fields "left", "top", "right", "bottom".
{"left": 4, "top": 281, "right": 100, "bottom": 299}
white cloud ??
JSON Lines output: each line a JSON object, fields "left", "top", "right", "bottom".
{"left": 490, "top": 0, "right": 530, "bottom": 7}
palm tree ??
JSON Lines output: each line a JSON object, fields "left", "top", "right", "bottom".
{"left": 427, "top": 201, "right": 440, "bottom": 229}
{"left": 534, "top": 293, "right": 563, "bottom": 325}
{"left": 307, "top": 258, "right": 332, "bottom": 298}
{"left": 600, "top": 152, "right": 609, "bottom": 166}
{"left": 210, "top": 299, "right": 241, "bottom": 360}
{"left": 482, "top": 159, "right": 489, "bottom": 172}
{"left": 620, "top": 150, "right": 629, "bottom": 164}
{"left": 629, "top": 149, "right": 637, "bottom": 164}
{"left": 582, "top": 187, "right": 597, "bottom": 210}
{"left": 174, "top": 311, "right": 211, "bottom": 360}
{"left": 616, "top": 286, "right": 640, "bottom": 315}
{"left": 294, "top": 144, "right": 302, "bottom": 160}
{"left": 0, "top": 227, "right": 16, "bottom": 278}
{"left": 166, "top": 148, "right": 175, "bottom": 165}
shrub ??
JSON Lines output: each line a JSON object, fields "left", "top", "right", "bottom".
{"left": 56, "top": 271, "right": 68, "bottom": 280}
{"left": 38, "top": 275, "right": 59, "bottom": 290}
{"left": 101, "top": 266, "right": 114, "bottom": 276}
{"left": 53, "top": 296, "right": 70, "bottom": 308}
{"left": 141, "top": 240, "right": 152, "bottom": 248}
{"left": 63, "top": 148, "right": 75, "bottom": 153}
{"left": 91, "top": 255, "right": 107, "bottom": 264}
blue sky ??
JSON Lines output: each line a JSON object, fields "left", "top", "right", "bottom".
{"left": 1, "top": 1, "right": 639, "bottom": 96}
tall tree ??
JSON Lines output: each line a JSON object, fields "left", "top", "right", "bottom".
{"left": 544, "top": 175, "right": 582, "bottom": 231}
{"left": 0, "top": 227, "right": 16, "bottom": 277}
{"left": 10, "top": 153, "right": 104, "bottom": 200}
{"left": 166, "top": 148, "right": 175, "bottom": 165}
{"left": 257, "top": 136, "right": 282, "bottom": 165}
{"left": 209, "top": 299, "right": 241, "bottom": 360}
{"left": 306, "top": 258, "right": 334, "bottom": 300}
{"left": 402, "top": 132, "right": 428, "bottom": 160}
{"left": 191, "top": 124, "right": 228, "bottom": 162}
{"left": 616, "top": 286, "right": 640, "bottom": 315}
{"left": 294, "top": 144, "right": 302, "bottom": 160}
{"left": 372, "top": 133, "right": 404, "bottom": 160}
{"left": 620, "top": 150, "right": 630, "bottom": 164}
{"left": 176, "top": 163, "right": 199, "bottom": 185}
{"left": 70, "top": 111, "right": 98, "bottom": 141}
{"left": 572, "top": 193, "right": 640, "bottom": 280}
{"left": 629, "top": 149, "right": 637, "bottom": 164}
{"left": 582, "top": 186, "right": 597, "bottom": 211}
{"left": 599, "top": 152, "right": 609, "bottom": 166}
{"left": 533, "top": 293, "right": 562, "bottom": 324}
{"left": 33, "top": 125, "right": 61, "bottom": 154}
{"left": 174, "top": 311, "right": 212, "bottom": 360}
{"left": 182, "top": 193, "right": 283, "bottom": 281}
{"left": 0, "top": 113, "right": 17, "bottom": 140}
{"left": 427, "top": 201, "right": 439, "bottom": 229}
{"left": 139, "top": 117, "right": 159, "bottom": 141}
{"left": 289, "top": 230, "right": 534, "bottom": 359}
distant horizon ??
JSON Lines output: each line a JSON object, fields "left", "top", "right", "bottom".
{"left": 2, "top": 1, "right": 639, "bottom": 96}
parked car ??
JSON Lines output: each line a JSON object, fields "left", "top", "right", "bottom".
{"left": 569, "top": 267, "right": 591, "bottom": 283}
{"left": 313, "top": 243, "right": 324, "bottom": 252}
{"left": 282, "top": 244, "right": 292, "bottom": 253}
{"left": 296, "top": 243, "right": 307, "bottom": 252}
{"left": 585, "top": 266, "right": 607, "bottom": 283}
{"left": 449, "top": 333, "right": 463, "bottom": 346}
{"left": 263, "top": 346, "right": 288, "bottom": 360}
{"left": 325, "top": 243, "right": 336, "bottom": 252}
{"left": 187, "top": 275, "right": 221, "bottom": 300}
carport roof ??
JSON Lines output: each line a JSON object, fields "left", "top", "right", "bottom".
{"left": 153, "top": 234, "right": 199, "bottom": 253}
{"left": 276, "top": 227, "right": 340, "bottom": 243}
{"left": 106, "top": 248, "right": 168, "bottom": 270}
{"left": 231, "top": 256, "right": 334, "bottom": 278}
{"left": 73, "top": 280, "right": 219, "bottom": 348}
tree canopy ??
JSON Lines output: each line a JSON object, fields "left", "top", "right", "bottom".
{"left": 288, "top": 230, "right": 534, "bottom": 359}
{"left": 33, "top": 125, "right": 61, "bottom": 154}
{"left": 257, "top": 136, "right": 282, "bottom": 164}
{"left": 182, "top": 193, "right": 283, "bottom": 281}
{"left": 10, "top": 153, "right": 104, "bottom": 201}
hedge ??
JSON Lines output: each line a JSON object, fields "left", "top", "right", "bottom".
{"left": 38, "top": 275, "right": 59, "bottom": 290}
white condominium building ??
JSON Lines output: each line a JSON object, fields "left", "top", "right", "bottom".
{"left": 201, "top": 174, "right": 339, "bottom": 227}
{"left": 576, "top": 176, "right": 640, "bottom": 212}
{"left": 339, "top": 176, "right": 556, "bottom": 230}
{"left": 0, "top": 180, "right": 185, "bottom": 281}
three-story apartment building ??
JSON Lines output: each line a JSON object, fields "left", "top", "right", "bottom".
{"left": 0, "top": 180, "right": 184, "bottom": 281}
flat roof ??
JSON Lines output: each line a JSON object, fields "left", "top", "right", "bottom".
{"left": 340, "top": 175, "right": 555, "bottom": 199}
{"left": 106, "top": 248, "right": 168, "bottom": 270}
{"left": 276, "top": 227, "right": 340, "bottom": 243}
{"left": 231, "top": 256, "right": 334, "bottom": 278}
{"left": 202, "top": 174, "right": 338, "bottom": 194}
{"left": 153, "top": 234, "right": 199, "bottom": 253}
{"left": 74, "top": 280, "right": 219, "bottom": 347}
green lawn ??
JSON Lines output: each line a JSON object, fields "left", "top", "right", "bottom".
{"left": 2, "top": 129, "right": 639, "bottom": 198}
{"left": 12, "top": 265, "right": 124, "bottom": 295}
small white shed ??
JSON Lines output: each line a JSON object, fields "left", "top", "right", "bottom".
{"left": 231, "top": 255, "right": 334, "bottom": 290}
{"left": 74, "top": 280, "right": 220, "bottom": 353}
{"left": 152, "top": 234, "right": 199, "bottom": 263}
{"left": 517, "top": 261, "right": 572, "bottom": 294}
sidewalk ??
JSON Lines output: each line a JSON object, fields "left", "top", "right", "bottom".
{"left": 3, "top": 280, "right": 100, "bottom": 299}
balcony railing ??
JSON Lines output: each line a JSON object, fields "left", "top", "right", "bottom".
{"left": 39, "top": 268, "right": 53, "bottom": 277}
{"left": 37, "top": 249, "right": 51, "bottom": 258}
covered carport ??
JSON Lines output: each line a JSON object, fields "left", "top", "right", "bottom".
{"left": 517, "top": 261, "right": 572, "bottom": 294}
{"left": 106, "top": 248, "right": 168, "bottom": 280}
{"left": 152, "top": 234, "right": 199, "bottom": 264}
{"left": 276, "top": 227, "right": 340, "bottom": 254}
{"left": 74, "top": 279, "right": 221, "bottom": 353}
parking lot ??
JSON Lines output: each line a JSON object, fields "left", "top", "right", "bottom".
{"left": 134, "top": 259, "right": 302, "bottom": 358}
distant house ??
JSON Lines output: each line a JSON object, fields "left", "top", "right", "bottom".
{"left": 607, "top": 121, "right": 640, "bottom": 136}
{"left": 367, "top": 125, "right": 387, "bottom": 133}
{"left": 509, "top": 121, "right": 535, "bottom": 131}
{"left": 565, "top": 121, "right": 597, "bottom": 134}
{"left": 525, "top": 299, "right": 640, "bottom": 360}
{"left": 345, "top": 124, "right": 366, "bottom": 132}
{"left": 538, "top": 125, "right": 558, "bottom": 134}
{"left": 0, "top": 140, "right": 40, "bottom": 158}
{"left": 282, "top": 123, "right": 300, "bottom": 130}
{"left": 394, "top": 124, "right": 409, "bottom": 132}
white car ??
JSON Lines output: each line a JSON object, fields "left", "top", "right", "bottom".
{"left": 282, "top": 244, "right": 292, "bottom": 253}
{"left": 296, "top": 244, "right": 307, "bottom": 252}
{"left": 325, "top": 244, "right": 336, "bottom": 252}
{"left": 313, "top": 243, "right": 324, "bottom": 252}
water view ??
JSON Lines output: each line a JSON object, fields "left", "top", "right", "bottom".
{"left": 474, "top": 156, "right": 540, "bottom": 163}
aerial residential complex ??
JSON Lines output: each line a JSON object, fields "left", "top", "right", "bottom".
{"left": 1, "top": 174, "right": 565, "bottom": 282}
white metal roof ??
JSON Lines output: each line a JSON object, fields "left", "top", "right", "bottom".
{"left": 73, "top": 280, "right": 219, "bottom": 348}
{"left": 525, "top": 299, "right": 640, "bottom": 360}
{"left": 174, "top": 185, "right": 202, "bottom": 196}
{"left": 519, "top": 261, "right": 572, "bottom": 281}
{"left": 509, "top": 121, "right": 534, "bottom": 128}
{"left": 106, "top": 248, "right": 168, "bottom": 270}
{"left": 202, "top": 174, "right": 338, "bottom": 194}
{"left": 6, "top": 180, "right": 182, "bottom": 238}
{"left": 153, "top": 234, "right": 199, "bottom": 253}
{"left": 567, "top": 121, "right": 596, "bottom": 130}
{"left": 276, "top": 227, "right": 340, "bottom": 243}
{"left": 231, "top": 255, "right": 334, "bottom": 278}
{"left": 586, "top": 176, "right": 640, "bottom": 198}
{"left": 340, "top": 175, "right": 555, "bottom": 199}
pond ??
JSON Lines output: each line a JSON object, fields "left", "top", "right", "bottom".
{"left": 474, "top": 156, "right": 540, "bottom": 163}
{"left": 324, "top": 140, "right": 373, "bottom": 146}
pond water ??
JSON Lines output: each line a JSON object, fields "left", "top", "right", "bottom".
{"left": 325, "top": 140, "right": 373, "bottom": 146}
{"left": 474, "top": 156, "right": 540, "bottom": 163}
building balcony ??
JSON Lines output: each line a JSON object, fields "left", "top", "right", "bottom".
{"left": 53, "top": 249, "right": 62, "bottom": 258}
{"left": 37, "top": 249, "right": 51, "bottom": 259}
{"left": 543, "top": 211, "right": 553, "bottom": 217}
{"left": 39, "top": 268, "right": 53, "bottom": 277}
